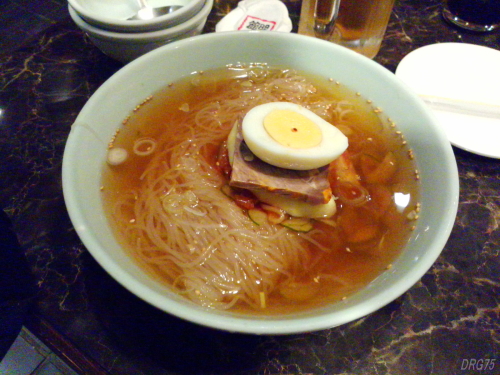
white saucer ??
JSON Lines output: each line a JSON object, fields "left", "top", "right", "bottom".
{"left": 395, "top": 43, "right": 500, "bottom": 159}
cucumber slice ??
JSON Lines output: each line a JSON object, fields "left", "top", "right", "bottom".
{"left": 281, "top": 217, "right": 313, "bottom": 232}
{"left": 221, "top": 184, "right": 234, "bottom": 198}
{"left": 248, "top": 208, "right": 268, "bottom": 226}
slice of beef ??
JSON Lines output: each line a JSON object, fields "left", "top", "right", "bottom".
{"left": 229, "top": 120, "right": 332, "bottom": 205}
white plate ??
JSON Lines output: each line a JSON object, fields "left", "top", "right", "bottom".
{"left": 396, "top": 43, "right": 500, "bottom": 159}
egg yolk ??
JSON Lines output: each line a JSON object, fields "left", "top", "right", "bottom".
{"left": 263, "top": 109, "right": 322, "bottom": 149}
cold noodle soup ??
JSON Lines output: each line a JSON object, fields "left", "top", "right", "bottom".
{"left": 101, "top": 64, "right": 420, "bottom": 315}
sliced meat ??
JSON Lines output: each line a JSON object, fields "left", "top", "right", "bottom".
{"left": 229, "top": 121, "right": 332, "bottom": 205}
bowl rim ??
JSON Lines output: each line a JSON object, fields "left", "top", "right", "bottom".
{"left": 62, "top": 31, "right": 459, "bottom": 335}
{"left": 68, "top": 1, "right": 212, "bottom": 41}
{"left": 67, "top": 0, "right": 206, "bottom": 32}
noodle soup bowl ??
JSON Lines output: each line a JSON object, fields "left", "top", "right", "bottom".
{"left": 63, "top": 31, "right": 459, "bottom": 334}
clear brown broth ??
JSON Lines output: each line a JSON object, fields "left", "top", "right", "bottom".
{"left": 101, "top": 65, "right": 420, "bottom": 314}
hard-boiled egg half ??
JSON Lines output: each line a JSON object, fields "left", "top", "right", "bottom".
{"left": 242, "top": 102, "right": 348, "bottom": 170}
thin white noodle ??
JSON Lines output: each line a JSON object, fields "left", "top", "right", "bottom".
{"left": 110, "top": 67, "right": 356, "bottom": 310}
{"left": 133, "top": 137, "right": 157, "bottom": 156}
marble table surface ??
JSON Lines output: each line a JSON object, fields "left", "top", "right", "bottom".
{"left": 0, "top": 0, "right": 498, "bottom": 374}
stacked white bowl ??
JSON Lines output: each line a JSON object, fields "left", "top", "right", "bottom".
{"left": 68, "top": 0, "right": 213, "bottom": 63}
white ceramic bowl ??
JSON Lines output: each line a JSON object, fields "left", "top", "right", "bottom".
{"left": 68, "top": 0, "right": 206, "bottom": 33}
{"left": 62, "top": 32, "right": 459, "bottom": 335}
{"left": 68, "top": 1, "right": 212, "bottom": 63}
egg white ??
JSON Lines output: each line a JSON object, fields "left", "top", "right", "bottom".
{"left": 242, "top": 102, "right": 348, "bottom": 170}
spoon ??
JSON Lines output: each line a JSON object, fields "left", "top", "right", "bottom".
{"left": 128, "top": 0, "right": 182, "bottom": 21}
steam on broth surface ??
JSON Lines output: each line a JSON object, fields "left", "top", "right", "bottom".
{"left": 101, "top": 64, "right": 420, "bottom": 314}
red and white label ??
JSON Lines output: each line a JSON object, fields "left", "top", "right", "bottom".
{"left": 237, "top": 15, "right": 277, "bottom": 31}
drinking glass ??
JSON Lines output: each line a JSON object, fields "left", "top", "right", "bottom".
{"left": 442, "top": 0, "right": 500, "bottom": 32}
{"left": 298, "top": 0, "right": 395, "bottom": 59}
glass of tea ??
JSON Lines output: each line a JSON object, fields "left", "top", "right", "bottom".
{"left": 298, "top": 0, "right": 396, "bottom": 59}
{"left": 442, "top": 0, "right": 500, "bottom": 32}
